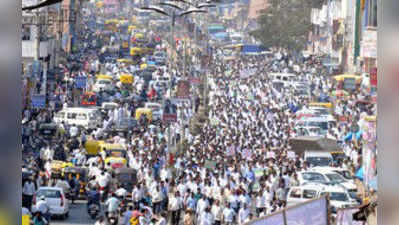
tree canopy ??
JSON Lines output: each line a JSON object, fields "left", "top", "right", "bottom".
{"left": 250, "top": 0, "right": 324, "bottom": 51}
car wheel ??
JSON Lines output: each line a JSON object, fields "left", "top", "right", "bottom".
{"left": 63, "top": 212, "right": 69, "bottom": 220}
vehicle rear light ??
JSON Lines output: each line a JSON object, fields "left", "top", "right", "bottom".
{"left": 60, "top": 194, "right": 64, "bottom": 207}
{"left": 32, "top": 194, "right": 36, "bottom": 205}
{"left": 100, "top": 186, "right": 105, "bottom": 191}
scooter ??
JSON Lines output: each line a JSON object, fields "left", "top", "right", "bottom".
{"left": 88, "top": 204, "right": 100, "bottom": 220}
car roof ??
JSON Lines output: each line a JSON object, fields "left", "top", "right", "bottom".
{"left": 304, "top": 152, "right": 332, "bottom": 157}
{"left": 310, "top": 166, "right": 348, "bottom": 172}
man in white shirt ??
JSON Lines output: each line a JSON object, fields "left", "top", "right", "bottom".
{"left": 211, "top": 200, "right": 223, "bottom": 225}
{"left": 168, "top": 191, "right": 183, "bottom": 224}
{"left": 23, "top": 179, "right": 36, "bottom": 209}
{"left": 222, "top": 203, "right": 236, "bottom": 225}
{"left": 199, "top": 207, "right": 214, "bottom": 225}
{"left": 237, "top": 204, "right": 250, "bottom": 225}
{"left": 105, "top": 193, "right": 120, "bottom": 214}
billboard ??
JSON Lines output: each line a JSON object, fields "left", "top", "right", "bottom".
{"left": 162, "top": 99, "right": 177, "bottom": 123}
{"left": 176, "top": 80, "right": 191, "bottom": 99}
{"left": 31, "top": 94, "right": 46, "bottom": 108}
{"left": 285, "top": 197, "right": 328, "bottom": 225}
{"left": 245, "top": 196, "right": 328, "bottom": 225}
{"left": 336, "top": 208, "right": 366, "bottom": 225}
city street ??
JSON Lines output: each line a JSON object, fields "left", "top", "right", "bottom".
{"left": 22, "top": 0, "right": 377, "bottom": 225}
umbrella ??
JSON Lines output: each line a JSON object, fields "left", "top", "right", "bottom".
{"left": 332, "top": 90, "right": 349, "bottom": 97}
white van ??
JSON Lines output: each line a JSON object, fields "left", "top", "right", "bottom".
{"left": 54, "top": 107, "right": 102, "bottom": 130}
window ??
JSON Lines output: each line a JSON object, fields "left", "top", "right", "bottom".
{"left": 67, "top": 112, "right": 77, "bottom": 119}
{"left": 326, "top": 173, "right": 345, "bottom": 183}
{"left": 302, "top": 172, "right": 326, "bottom": 182}
{"left": 76, "top": 113, "right": 87, "bottom": 120}
{"left": 328, "top": 192, "right": 349, "bottom": 202}
{"left": 37, "top": 189, "right": 61, "bottom": 198}
{"left": 289, "top": 188, "right": 301, "bottom": 198}
{"left": 303, "top": 189, "right": 317, "bottom": 199}
{"left": 22, "top": 25, "right": 30, "bottom": 41}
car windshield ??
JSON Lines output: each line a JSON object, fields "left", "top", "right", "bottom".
{"left": 326, "top": 173, "right": 345, "bottom": 183}
{"left": 37, "top": 189, "right": 61, "bottom": 198}
{"left": 99, "top": 80, "right": 110, "bottom": 84}
{"left": 302, "top": 172, "right": 326, "bottom": 182}
{"left": 306, "top": 157, "right": 331, "bottom": 167}
{"left": 307, "top": 121, "right": 329, "bottom": 130}
{"left": 329, "top": 192, "right": 349, "bottom": 202}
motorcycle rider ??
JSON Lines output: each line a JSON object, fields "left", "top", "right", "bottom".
{"left": 87, "top": 187, "right": 101, "bottom": 213}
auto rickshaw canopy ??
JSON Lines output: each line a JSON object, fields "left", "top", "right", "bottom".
{"left": 135, "top": 108, "right": 152, "bottom": 121}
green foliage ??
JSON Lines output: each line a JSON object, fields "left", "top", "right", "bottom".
{"left": 251, "top": 0, "right": 319, "bottom": 51}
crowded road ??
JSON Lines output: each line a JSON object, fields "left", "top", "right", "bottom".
{"left": 22, "top": 0, "right": 377, "bottom": 225}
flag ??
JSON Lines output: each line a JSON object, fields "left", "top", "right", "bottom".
{"left": 226, "top": 145, "right": 235, "bottom": 156}
{"left": 242, "top": 148, "right": 252, "bottom": 160}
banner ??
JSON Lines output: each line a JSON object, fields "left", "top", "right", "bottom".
{"left": 176, "top": 80, "right": 191, "bottom": 99}
{"left": 162, "top": 99, "right": 177, "bottom": 123}
{"left": 75, "top": 76, "right": 87, "bottom": 89}
{"left": 31, "top": 94, "right": 46, "bottom": 108}
{"left": 336, "top": 208, "right": 367, "bottom": 225}
{"left": 360, "top": 28, "right": 377, "bottom": 58}
{"left": 246, "top": 210, "right": 285, "bottom": 225}
{"left": 285, "top": 196, "right": 328, "bottom": 225}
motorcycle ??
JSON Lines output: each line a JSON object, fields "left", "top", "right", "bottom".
{"left": 88, "top": 203, "right": 100, "bottom": 220}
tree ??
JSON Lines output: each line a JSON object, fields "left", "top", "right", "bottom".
{"left": 250, "top": 0, "right": 323, "bottom": 51}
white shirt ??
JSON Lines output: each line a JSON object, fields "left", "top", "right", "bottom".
{"left": 35, "top": 199, "right": 50, "bottom": 214}
{"left": 223, "top": 207, "right": 235, "bottom": 223}
{"left": 199, "top": 211, "right": 214, "bottom": 225}
{"left": 115, "top": 188, "right": 127, "bottom": 198}
{"left": 211, "top": 204, "right": 223, "bottom": 221}
{"left": 23, "top": 181, "right": 35, "bottom": 196}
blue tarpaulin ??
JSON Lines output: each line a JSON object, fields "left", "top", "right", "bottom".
{"left": 241, "top": 45, "right": 268, "bottom": 54}
{"left": 355, "top": 167, "right": 363, "bottom": 180}
{"left": 343, "top": 130, "right": 363, "bottom": 142}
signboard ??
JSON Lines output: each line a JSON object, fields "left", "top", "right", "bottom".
{"left": 266, "top": 151, "right": 275, "bottom": 159}
{"left": 32, "top": 60, "right": 41, "bottom": 77}
{"left": 247, "top": 211, "right": 285, "bottom": 225}
{"left": 31, "top": 94, "right": 46, "bottom": 108}
{"left": 370, "top": 67, "right": 377, "bottom": 87}
{"left": 287, "top": 151, "right": 296, "bottom": 159}
{"left": 162, "top": 99, "right": 177, "bottom": 123}
{"left": 204, "top": 160, "right": 216, "bottom": 170}
{"left": 189, "top": 77, "right": 201, "bottom": 85}
{"left": 176, "top": 80, "right": 191, "bottom": 99}
{"left": 336, "top": 208, "right": 366, "bottom": 225}
{"left": 285, "top": 196, "right": 328, "bottom": 225}
{"left": 75, "top": 76, "right": 87, "bottom": 89}
{"left": 360, "top": 28, "right": 377, "bottom": 58}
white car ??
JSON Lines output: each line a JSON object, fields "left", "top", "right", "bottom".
{"left": 93, "top": 79, "right": 113, "bottom": 92}
{"left": 33, "top": 187, "right": 69, "bottom": 219}
{"left": 287, "top": 183, "right": 358, "bottom": 211}
{"left": 297, "top": 170, "right": 357, "bottom": 195}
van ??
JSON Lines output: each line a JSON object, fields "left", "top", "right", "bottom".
{"left": 54, "top": 107, "right": 102, "bottom": 130}
{"left": 296, "top": 117, "right": 332, "bottom": 135}
{"left": 304, "top": 151, "right": 333, "bottom": 167}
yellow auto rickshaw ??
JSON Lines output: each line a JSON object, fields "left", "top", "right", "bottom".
{"left": 130, "top": 46, "right": 144, "bottom": 56}
{"left": 333, "top": 74, "right": 362, "bottom": 91}
{"left": 135, "top": 108, "right": 152, "bottom": 121}
{"left": 120, "top": 74, "right": 134, "bottom": 84}
{"left": 308, "top": 102, "right": 333, "bottom": 109}
{"left": 128, "top": 25, "right": 137, "bottom": 33}
{"left": 96, "top": 74, "right": 113, "bottom": 80}
{"left": 84, "top": 140, "right": 104, "bottom": 156}
{"left": 117, "top": 58, "right": 134, "bottom": 65}
{"left": 50, "top": 160, "right": 73, "bottom": 179}
{"left": 140, "top": 63, "right": 148, "bottom": 69}
{"left": 62, "top": 167, "right": 88, "bottom": 199}
{"left": 100, "top": 144, "right": 128, "bottom": 169}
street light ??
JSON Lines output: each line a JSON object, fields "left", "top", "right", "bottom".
{"left": 140, "top": 3, "right": 207, "bottom": 174}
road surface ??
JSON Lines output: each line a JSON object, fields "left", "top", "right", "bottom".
{"left": 52, "top": 201, "right": 94, "bottom": 225}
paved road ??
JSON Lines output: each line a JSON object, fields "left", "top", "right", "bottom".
{"left": 52, "top": 201, "right": 95, "bottom": 225}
